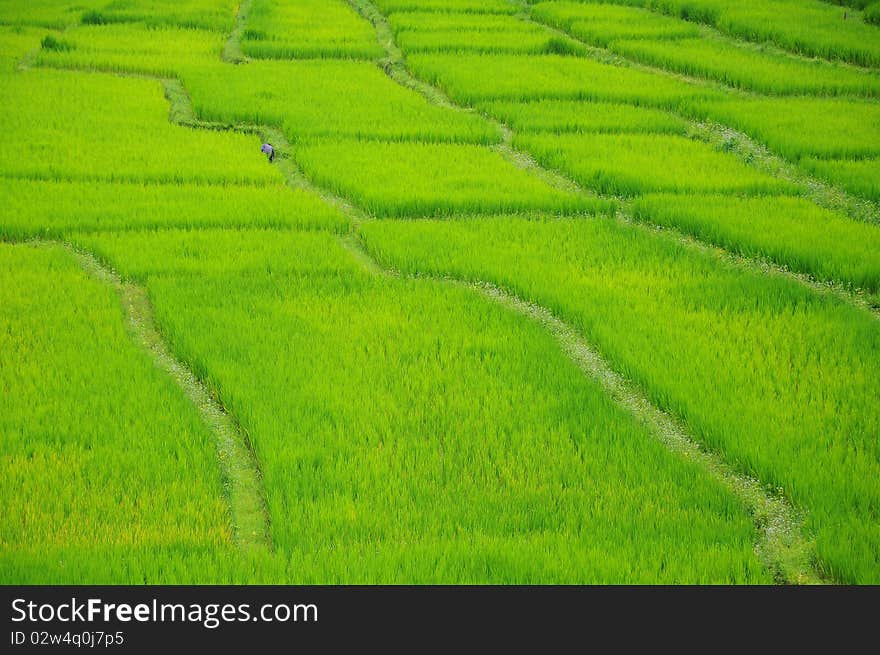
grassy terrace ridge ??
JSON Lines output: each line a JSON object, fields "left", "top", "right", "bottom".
{"left": 2, "top": 0, "right": 879, "bottom": 585}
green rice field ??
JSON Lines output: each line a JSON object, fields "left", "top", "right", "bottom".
{"left": 1, "top": 0, "right": 879, "bottom": 585}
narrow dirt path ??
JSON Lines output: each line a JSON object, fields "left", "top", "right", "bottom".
{"left": 222, "top": 0, "right": 253, "bottom": 64}
{"left": 66, "top": 244, "right": 272, "bottom": 553}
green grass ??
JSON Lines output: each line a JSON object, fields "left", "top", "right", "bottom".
{"left": 375, "top": 0, "right": 518, "bottom": 14}
{"left": 0, "top": 0, "right": 103, "bottom": 29}
{"left": 531, "top": 1, "right": 702, "bottom": 46}
{"left": 514, "top": 132, "right": 795, "bottom": 196}
{"left": 242, "top": 0, "right": 383, "bottom": 60}
{"left": 608, "top": 0, "right": 880, "bottom": 67}
{"left": 67, "top": 227, "right": 770, "bottom": 584}
{"left": 686, "top": 95, "right": 880, "bottom": 160}
{"left": 79, "top": 0, "right": 238, "bottom": 31}
{"left": 0, "top": 178, "right": 349, "bottom": 239}
{"left": 389, "top": 11, "right": 582, "bottom": 54}
{"left": 0, "top": 25, "right": 49, "bottom": 71}
{"left": 407, "top": 52, "right": 722, "bottom": 106}
{"left": 34, "top": 23, "right": 225, "bottom": 77}
{"left": 292, "top": 138, "right": 604, "bottom": 216}
{"left": 179, "top": 60, "right": 500, "bottom": 144}
{"left": 359, "top": 215, "right": 880, "bottom": 584}
{"left": 609, "top": 36, "right": 880, "bottom": 97}
{"left": 478, "top": 98, "right": 690, "bottom": 134}
{"left": 4, "top": 0, "right": 880, "bottom": 586}
{"left": 799, "top": 156, "right": 880, "bottom": 202}
{"left": 0, "top": 243, "right": 233, "bottom": 583}
{"left": 389, "top": 11, "right": 542, "bottom": 35}
{"left": 632, "top": 193, "right": 880, "bottom": 292}
{"left": 0, "top": 69, "right": 278, "bottom": 184}
{"left": 80, "top": 0, "right": 239, "bottom": 32}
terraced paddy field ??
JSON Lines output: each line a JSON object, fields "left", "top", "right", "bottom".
{"left": 1, "top": 0, "right": 878, "bottom": 585}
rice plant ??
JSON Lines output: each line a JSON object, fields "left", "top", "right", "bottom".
{"left": 0, "top": 0, "right": 103, "bottom": 29}
{"left": 531, "top": 1, "right": 702, "bottom": 46}
{"left": 478, "top": 98, "right": 690, "bottom": 134}
{"left": 179, "top": 60, "right": 500, "bottom": 144}
{"left": 4, "top": 0, "right": 879, "bottom": 587}
{"left": 799, "top": 156, "right": 880, "bottom": 202}
{"left": 633, "top": 0, "right": 880, "bottom": 67}
{"left": 0, "top": 25, "right": 49, "bottom": 70}
{"left": 609, "top": 36, "right": 880, "bottom": 97}
{"left": 407, "top": 52, "right": 722, "bottom": 106}
{"left": 0, "top": 243, "right": 233, "bottom": 583}
{"left": 66, "top": 227, "right": 770, "bottom": 584}
{"left": 632, "top": 193, "right": 880, "bottom": 292}
{"left": 0, "top": 69, "right": 278, "bottom": 185}
{"left": 359, "top": 215, "right": 880, "bottom": 584}
{"left": 80, "top": 0, "right": 238, "bottom": 31}
{"left": 291, "top": 138, "right": 605, "bottom": 217}
{"left": 34, "top": 23, "right": 225, "bottom": 77}
{"left": 242, "top": 0, "right": 383, "bottom": 60}
{"left": 389, "top": 10, "right": 582, "bottom": 54}
{"left": 686, "top": 95, "right": 880, "bottom": 160}
{"left": 375, "top": 0, "right": 518, "bottom": 14}
{"left": 513, "top": 132, "right": 796, "bottom": 196}
{"left": 0, "top": 178, "right": 350, "bottom": 239}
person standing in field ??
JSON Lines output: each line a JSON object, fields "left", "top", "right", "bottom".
{"left": 261, "top": 143, "right": 275, "bottom": 162}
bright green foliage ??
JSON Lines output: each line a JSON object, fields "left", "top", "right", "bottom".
{"left": 359, "top": 216, "right": 880, "bottom": 584}
{"left": 799, "top": 157, "right": 880, "bottom": 202}
{"left": 179, "top": 60, "right": 499, "bottom": 143}
{"left": 34, "top": 23, "right": 224, "bottom": 76}
{"left": 389, "top": 10, "right": 581, "bottom": 54}
{"left": 687, "top": 95, "right": 880, "bottom": 160}
{"left": 292, "top": 138, "right": 603, "bottom": 216}
{"left": 375, "top": 0, "right": 518, "bottom": 13}
{"left": 0, "top": 26, "right": 48, "bottom": 70}
{"left": 479, "top": 98, "right": 689, "bottom": 134}
{"left": 4, "top": 0, "right": 880, "bottom": 586}
{"left": 514, "top": 132, "right": 795, "bottom": 196}
{"left": 639, "top": 0, "right": 880, "bottom": 67}
{"left": 823, "top": 1, "right": 874, "bottom": 8}
{"left": 242, "top": 0, "right": 382, "bottom": 59}
{"left": 632, "top": 193, "right": 880, "bottom": 291}
{"left": 80, "top": 0, "right": 238, "bottom": 31}
{"left": 0, "top": 0, "right": 103, "bottom": 28}
{"left": 389, "top": 10, "right": 537, "bottom": 34}
{"left": 0, "top": 244, "right": 232, "bottom": 583}
{"left": 0, "top": 69, "right": 277, "bottom": 184}
{"left": 866, "top": 2, "right": 880, "bottom": 25}
{"left": 407, "top": 52, "right": 721, "bottom": 105}
{"left": 0, "top": 179, "right": 349, "bottom": 239}
{"left": 610, "top": 36, "right": 880, "bottom": 97}
{"left": 69, "top": 227, "right": 769, "bottom": 584}
{"left": 398, "top": 30, "right": 577, "bottom": 55}
{"left": 74, "top": 229, "right": 363, "bottom": 278}
{"left": 532, "top": 1, "right": 701, "bottom": 45}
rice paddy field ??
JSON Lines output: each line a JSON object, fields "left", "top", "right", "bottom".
{"left": 1, "top": 0, "right": 878, "bottom": 586}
